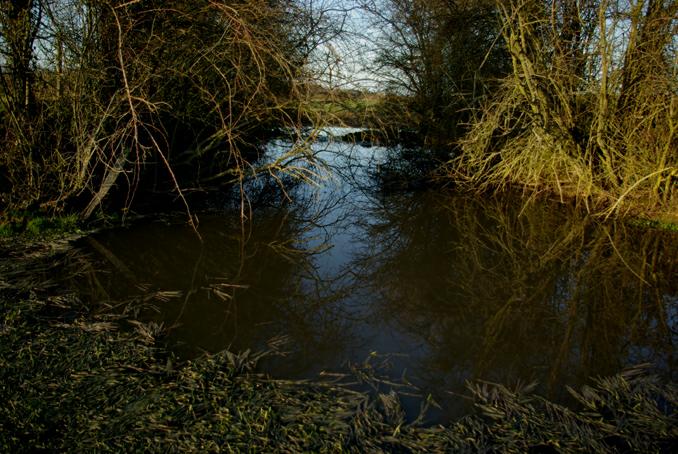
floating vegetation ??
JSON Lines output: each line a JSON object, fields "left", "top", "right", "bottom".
{"left": 1, "top": 238, "right": 676, "bottom": 452}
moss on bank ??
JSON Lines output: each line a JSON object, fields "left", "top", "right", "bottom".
{"left": 0, "top": 239, "right": 676, "bottom": 452}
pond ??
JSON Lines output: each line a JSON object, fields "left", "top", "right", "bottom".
{"left": 71, "top": 129, "right": 678, "bottom": 422}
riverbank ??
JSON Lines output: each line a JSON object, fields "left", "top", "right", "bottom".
{"left": 367, "top": 139, "right": 678, "bottom": 230}
{"left": 1, "top": 235, "right": 676, "bottom": 452}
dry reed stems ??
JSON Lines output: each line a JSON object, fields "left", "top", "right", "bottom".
{"left": 454, "top": 0, "right": 677, "bottom": 218}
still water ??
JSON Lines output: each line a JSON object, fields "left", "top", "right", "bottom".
{"left": 74, "top": 130, "right": 677, "bottom": 421}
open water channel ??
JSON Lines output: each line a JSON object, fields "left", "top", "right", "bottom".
{"left": 71, "top": 129, "right": 677, "bottom": 422}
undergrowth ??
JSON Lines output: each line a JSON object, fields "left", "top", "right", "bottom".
{"left": 451, "top": 0, "right": 677, "bottom": 221}
{"left": 628, "top": 218, "right": 678, "bottom": 233}
{"left": 0, "top": 213, "right": 81, "bottom": 238}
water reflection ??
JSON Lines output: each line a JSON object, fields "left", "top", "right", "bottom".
{"left": 75, "top": 205, "right": 353, "bottom": 376}
{"left": 350, "top": 191, "right": 677, "bottom": 410}
{"left": 72, "top": 135, "right": 677, "bottom": 421}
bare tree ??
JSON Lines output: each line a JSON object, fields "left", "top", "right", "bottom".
{"left": 0, "top": 0, "right": 346, "bottom": 220}
{"left": 358, "top": 0, "right": 509, "bottom": 145}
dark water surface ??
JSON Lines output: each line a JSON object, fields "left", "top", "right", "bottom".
{"left": 73, "top": 131, "right": 678, "bottom": 422}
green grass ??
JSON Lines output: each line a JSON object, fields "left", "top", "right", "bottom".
{"left": 0, "top": 213, "right": 81, "bottom": 238}
{"left": 0, "top": 223, "right": 12, "bottom": 237}
{"left": 628, "top": 217, "right": 678, "bottom": 232}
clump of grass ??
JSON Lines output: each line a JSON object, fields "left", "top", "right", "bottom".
{"left": 25, "top": 215, "right": 80, "bottom": 237}
{"left": 628, "top": 217, "right": 678, "bottom": 233}
{"left": 0, "top": 213, "right": 81, "bottom": 238}
{"left": 0, "top": 223, "right": 12, "bottom": 237}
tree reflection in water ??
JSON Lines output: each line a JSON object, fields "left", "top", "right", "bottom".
{"left": 72, "top": 197, "right": 354, "bottom": 378}
{"left": 69, "top": 137, "right": 677, "bottom": 421}
{"left": 350, "top": 190, "right": 677, "bottom": 410}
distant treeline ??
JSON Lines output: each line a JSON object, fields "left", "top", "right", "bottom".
{"left": 362, "top": 0, "right": 677, "bottom": 218}
{"left": 0, "top": 0, "right": 334, "bottom": 220}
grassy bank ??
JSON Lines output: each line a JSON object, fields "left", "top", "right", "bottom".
{"left": 628, "top": 217, "right": 678, "bottom": 233}
{"left": 1, "top": 237, "right": 676, "bottom": 452}
{"left": 0, "top": 213, "right": 81, "bottom": 238}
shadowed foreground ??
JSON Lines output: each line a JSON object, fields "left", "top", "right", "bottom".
{"left": 1, "top": 238, "right": 675, "bottom": 452}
